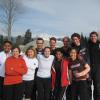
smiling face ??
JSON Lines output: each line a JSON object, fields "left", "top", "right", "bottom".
{"left": 50, "top": 40, "right": 56, "bottom": 49}
{"left": 56, "top": 51, "right": 63, "bottom": 61}
{"left": 36, "top": 40, "right": 44, "bottom": 50}
{"left": 90, "top": 34, "right": 98, "bottom": 43}
{"left": 3, "top": 43, "right": 12, "bottom": 53}
{"left": 72, "top": 37, "right": 80, "bottom": 46}
{"left": 63, "top": 37, "right": 69, "bottom": 47}
{"left": 12, "top": 48, "right": 20, "bottom": 58}
{"left": 44, "top": 48, "right": 51, "bottom": 58}
{"left": 27, "top": 49, "right": 35, "bottom": 58}
{"left": 70, "top": 49, "right": 77, "bottom": 60}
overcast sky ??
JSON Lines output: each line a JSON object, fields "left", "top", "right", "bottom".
{"left": 0, "top": 0, "right": 100, "bottom": 37}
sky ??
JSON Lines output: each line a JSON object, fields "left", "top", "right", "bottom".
{"left": 0, "top": 0, "right": 100, "bottom": 37}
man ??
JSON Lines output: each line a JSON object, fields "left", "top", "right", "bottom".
{"left": 61, "top": 36, "right": 71, "bottom": 58}
{"left": 49, "top": 37, "right": 57, "bottom": 55}
{"left": 0, "top": 41, "right": 12, "bottom": 100}
{"left": 71, "top": 33, "right": 90, "bottom": 63}
{"left": 88, "top": 31, "right": 100, "bottom": 100}
{"left": 36, "top": 37, "right": 44, "bottom": 54}
{"left": 31, "top": 37, "right": 44, "bottom": 100}
{"left": 66, "top": 33, "right": 91, "bottom": 100}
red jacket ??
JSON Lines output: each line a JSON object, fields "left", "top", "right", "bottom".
{"left": 51, "top": 59, "right": 70, "bottom": 89}
{"left": 4, "top": 56, "right": 27, "bottom": 85}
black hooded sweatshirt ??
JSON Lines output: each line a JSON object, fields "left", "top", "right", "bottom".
{"left": 88, "top": 40, "right": 100, "bottom": 70}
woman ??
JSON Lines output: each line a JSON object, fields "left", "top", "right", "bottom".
{"left": 3, "top": 46, "right": 27, "bottom": 100}
{"left": 23, "top": 46, "right": 38, "bottom": 100}
{"left": 51, "top": 48, "right": 70, "bottom": 100}
{"left": 69, "top": 48, "right": 90, "bottom": 100}
{"left": 36, "top": 47, "right": 54, "bottom": 100}
{"left": 0, "top": 40, "right": 12, "bottom": 100}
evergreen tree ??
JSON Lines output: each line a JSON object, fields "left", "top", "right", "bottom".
{"left": 24, "top": 29, "right": 32, "bottom": 45}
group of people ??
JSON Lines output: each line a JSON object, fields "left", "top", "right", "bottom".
{"left": 0, "top": 31, "right": 100, "bottom": 100}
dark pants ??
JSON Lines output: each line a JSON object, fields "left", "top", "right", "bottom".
{"left": 92, "top": 67, "right": 100, "bottom": 100}
{"left": 23, "top": 80, "right": 34, "bottom": 99}
{"left": 36, "top": 76, "right": 51, "bottom": 100}
{"left": 54, "top": 86, "right": 66, "bottom": 100}
{"left": 3, "top": 83, "right": 24, "bottom": 100}
{"left": 31, "top": 68, "right": 38, "bottom": 100}
{"left": 31, "top": 78, "right": 37, "bottom": 100}
{"left": 66, "top": 85, "right": 72, "bottom": 100}
{"left": 71, "top": 80, "right": 88, "bottom": 100}
{"left": 0, "top": 76, "right": 4, "bottom": 100}
{"left": 66, "top": 80, "right": 91, "bottom": 100}
{"left": 87, "top": 78, "right": 92, "bottom": 100}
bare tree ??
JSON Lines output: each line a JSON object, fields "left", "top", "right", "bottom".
{"left": 0, "top": 0, "right": 24, "bottom": 40}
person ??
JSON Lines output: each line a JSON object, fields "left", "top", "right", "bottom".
{"left": 49, "top": 37, "right": 57, "bottom": 55}
{"left": 69, "top": 48, "right": 90, "bottom": 100}
{"left": 88, "top": 31, "right": 100, "bottom": 100}
{"left": 0, "top": 41, "right": 12, "bottom": 100}
{"left": 61, "top": 36, "right": 71, "bottom": 58}
{"left": 71, "top": 33, "right": 90, "bottom": 63}
{"left": 49, "top": 37, "right": 57, "bottom": 100}
{"left": 36, "top": 47, "right": 54, "bottom": 100}
{"left": 51, "top": 48, "right": 70, "bottom": 100}
{"left": 66, "top": 33, "right": 91, "bottom": 100}
{"left": 3, "top": 46, "right": 27, "bottom": 100}
{"left": 23, "top": 46, "right": 38, "bottom": 100}
{"left": 36, "top": 37, "right": 44, "bottom": 54}
{"left": 31, "top": 38, "right": 44, "bottom": 100}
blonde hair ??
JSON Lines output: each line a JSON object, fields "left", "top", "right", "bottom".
{"left": 25, "top": 46, "right": 37, "bottom": 58}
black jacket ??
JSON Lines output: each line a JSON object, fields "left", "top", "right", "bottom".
{"left": 61, "top": 46, "right": 71, "bottom": 58}
{"left": 88, "top": 40, "right": 100, "bottom": 67}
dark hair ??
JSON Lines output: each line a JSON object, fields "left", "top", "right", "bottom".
{"left": 90, "top": 31, "right": 98, "bottom": 37}
{"left": 36, "top": 37, "right": 44, "bottom": 43}
{"left": 25, "top": 46, "right": 37, "bottom": 58}
{"left": 43, "top": 47, "right": 51, "bottom": 52}
{"left": 55, "top": 48, "right": 63, "bottom": 54}
{"left": 63, "top": 36, "right": 70, "bottom": 42}
{"left": 12, "top": 46, "right": 21, "bottom": 53}
{"left": 3, "top": 40, "right": 12, "bottom": 45}
{"left": 69, "top": 47, "right": 85, "bottom": 62}
{"left": 71, "top": 33, "right": 81, "bottom": 39}
{"left": 69, "top": 47, "right": 78, "bottom": 53}
{"left": 50, "top": 37, "right": 56, "bottom": 42}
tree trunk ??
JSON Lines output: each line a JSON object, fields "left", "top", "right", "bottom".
{"left": 7, "top": 0, "right": 12, "bottom": 41}
{"left": 7, "top": 22, "right": 12, "bottom": 41}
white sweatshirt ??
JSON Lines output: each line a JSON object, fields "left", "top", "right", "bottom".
{"left": 37, "top": 54, "right": 54, "bottom": 78}
{"left": 0, "top": 51, "right": 11, "bottom": 77}
{"left": 23, "top": 55, "right": 38, "bottom": 81}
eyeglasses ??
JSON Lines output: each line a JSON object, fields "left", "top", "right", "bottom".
{"left": 63, "top": 41, "right": 68, "bottom": 42}
{"left": 37, "top": 43, "right": 43, "bottom": 44}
